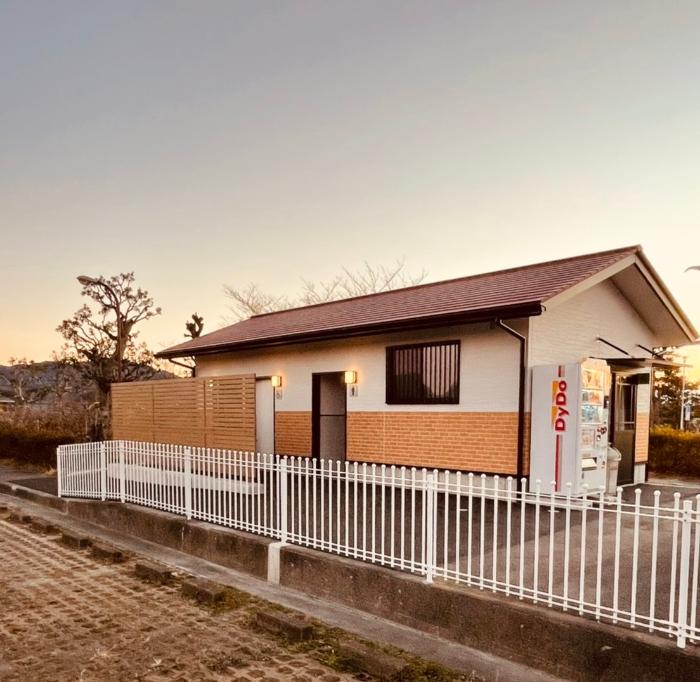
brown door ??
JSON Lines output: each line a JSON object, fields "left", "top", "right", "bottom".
{"left": 611, "top": 374, "right": 637, "bottom": 485}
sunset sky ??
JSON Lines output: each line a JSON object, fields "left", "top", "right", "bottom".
{"left": 2, "top": 2, "right": 699, "bottom": 376}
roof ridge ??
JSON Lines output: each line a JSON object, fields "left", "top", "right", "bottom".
{"left": 249, "top": 244, "right": 641, "bottom": 320}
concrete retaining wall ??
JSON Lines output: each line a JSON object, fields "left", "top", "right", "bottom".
{"left": 3, "top": 482, "right": 68, "bottom": 511}
{"left": 0, "top": 482, "right": 271, "bottom": 580}
{"left": 63, "top": 500, "right": 272, "bottom": 579}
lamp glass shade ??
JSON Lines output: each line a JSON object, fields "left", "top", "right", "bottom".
{"left": 270, "top": 375, "right": 282, "bottom": 388}
{"left": 343, "top": 370, "right": 357, "bottom": 384}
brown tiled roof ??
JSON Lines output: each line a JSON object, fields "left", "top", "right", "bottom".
{"left": 158, "top": 246, "right": 641, "bottom": 357}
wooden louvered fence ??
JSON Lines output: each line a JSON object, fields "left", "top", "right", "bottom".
{"left": 111, "top": 375, "right": 256, "bottom": 450}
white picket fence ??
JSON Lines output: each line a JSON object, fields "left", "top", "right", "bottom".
{"left": 57, "top": 440, "right": 700, "bottom": 648}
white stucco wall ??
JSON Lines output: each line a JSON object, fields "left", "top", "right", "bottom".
{"left": 196, "top": 321, "right": 526, "bottom": 413}
{"left": 195, "top": 278, "right": 660, "bottom": 419}
{"left": 528, "top": 279, "right": 660, "bottom": 367}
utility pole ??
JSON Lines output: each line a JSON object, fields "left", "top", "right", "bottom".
{"left": 680, "top": 354, "right": 688, "bottom": 430}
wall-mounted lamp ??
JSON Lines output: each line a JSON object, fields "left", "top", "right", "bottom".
{"left": 271, "top": 375, "right": 283, "bottom": 388}
{"left": 344, "top": 370, "right": 358, "bottom": 385}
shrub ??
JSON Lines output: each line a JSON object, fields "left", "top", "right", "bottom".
{"left": 648, "top": 426, "right": 700, "bottom": 477}
{"left": 0, "top": 406, "right": 84, "bottom": 468}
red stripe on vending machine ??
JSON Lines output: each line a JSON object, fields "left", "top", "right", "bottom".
{"left": 554, "top": 365, "right": 564, "bottom": 491}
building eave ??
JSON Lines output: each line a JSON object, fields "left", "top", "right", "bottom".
{"left": 156, "top": 302, "right": 544, "bottom": 359}
{"left": 634, "top": 251, "right": 699, "bottom": 343}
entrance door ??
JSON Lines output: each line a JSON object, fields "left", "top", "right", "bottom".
{"left": 611, "top": 374, "right": 637, "bottom": 485}
{"left": 312, "top": 372, "right": 346, "bottom": 461}
{"left": 255, "top": 378, "right": 275, "bottom": 454}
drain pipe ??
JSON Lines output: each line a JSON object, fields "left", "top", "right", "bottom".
{"left": 494, "top": 319, "right": 527, "bottom": 487}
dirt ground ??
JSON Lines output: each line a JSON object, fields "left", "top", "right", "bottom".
{"left": 0, "top": 519, "right": 360, "bottom": 682}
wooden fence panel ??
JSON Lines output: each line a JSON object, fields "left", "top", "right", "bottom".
{"left": 111, "top": 375, "right": 256, "bottom": 450}
{"left": 112, "top": 382, "right": 154, "bottom": 442}
{"left": 153, "top": 378, "right": 206, "bottom": 446}
{"left": 204, "top": 375, "right": 256, "bottom": 450}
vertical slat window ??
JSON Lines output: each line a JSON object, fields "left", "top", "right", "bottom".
{"left": 386, "top": 340, "right": 460, "bottom": 404}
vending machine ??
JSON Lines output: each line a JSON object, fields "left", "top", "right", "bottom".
{"left": 530, "top": 358, "right": 611, "bottom": 496}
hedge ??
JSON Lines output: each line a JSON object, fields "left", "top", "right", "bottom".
{"left": 0, "top": 420, "right": 78, "bottom": 469}
{"left": 648, "top": 426, "right": 700, "bottom": 478}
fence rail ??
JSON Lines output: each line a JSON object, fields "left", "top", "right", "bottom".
{"left": 57, "top": 440, "right": 700, "bottom": 648}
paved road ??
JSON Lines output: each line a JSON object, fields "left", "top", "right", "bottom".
{"left": 0, "top": 517, "right": 355, "bottom": 682}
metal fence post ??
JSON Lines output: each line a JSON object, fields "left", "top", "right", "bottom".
{"left": 184, "top": 447, "right": 192, "bottom": 520}
{"left": 56, "top": 447, "right": 63, "bottom": 498}
{"left": 100, "top": 442, "right": 107, "bottom": 501}
{"left": 118, "top": 441, "right": 126, "bottom": 503}
{"left": 425, "top": 472, "right": 436, "bottom": 583}
{"left": 280, "top": 458, "right": 288, "bottom": 543}
{"left": 677, "top": 500, "right": 693, "bottom": 648}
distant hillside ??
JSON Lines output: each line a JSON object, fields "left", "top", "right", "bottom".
{"left": 0, "top": 360, "right": 175, "bottom": 406}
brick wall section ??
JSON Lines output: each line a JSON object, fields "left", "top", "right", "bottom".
{"left": 635, "top": 412, "right": 650, "bottom": 463}
{"left": 347, "top": 412, "right": 529, "bottom": 474}
{"left": 274, "top": 409, "right": 531, "bottom": 474}
{"left": 275, "top": 412, "right": 312, "bottom": 456}
{"left": 522, "top": 413, "right": 532, "bottom": 473}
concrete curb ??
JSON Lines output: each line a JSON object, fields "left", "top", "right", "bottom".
{"left": 134, "top": 560, "right": 174, "bottom": 585}
{"left": 181, "top": 577, "right": 228, "bottom": 605}
{"left": 335, "top": 639, "right": 407, "bottom": 679}
{"left": 90, "top": 542, "right": 127, "bottom": 563}
{"left": 254, "top": 609, "right": 314, "bottom": 643}
{"left": 60, "top": 531, "right": 91, "bottom": 549}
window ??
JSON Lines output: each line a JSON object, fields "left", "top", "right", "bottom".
{"left": 386, "top": 340, "right": 460, "bottom": 404}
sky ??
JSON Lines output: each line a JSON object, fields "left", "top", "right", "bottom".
{"left": 1, "top": 1, "right": 700, "bottom": 375}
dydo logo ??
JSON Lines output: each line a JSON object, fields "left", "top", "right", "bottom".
{"left": 550, "top": 376, "right": 569, "bottom": 432}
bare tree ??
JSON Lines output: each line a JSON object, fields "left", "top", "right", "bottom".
{"left": 0, "top": 358, "right": 50, "bottom": 405}
{"left": 56, "top": 273, "right": 162, "bottom": 436}
{"left": 224, "top": 260, "right": 426, "bottom": 321}
{"left": 223, "top": 283, "right": 293, "bottom": 320}
{"left": 48, "top": 359, "right": 80, "bottom": 404}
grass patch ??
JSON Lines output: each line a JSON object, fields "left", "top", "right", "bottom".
{"left": 393, "top": 660, "right": 482, "bottom": 682}
{"left": 214, "top": 586, "right": 252, "bottom": 612}
{"left": 261, "top": 614, "right": 476, "bottom": 681}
